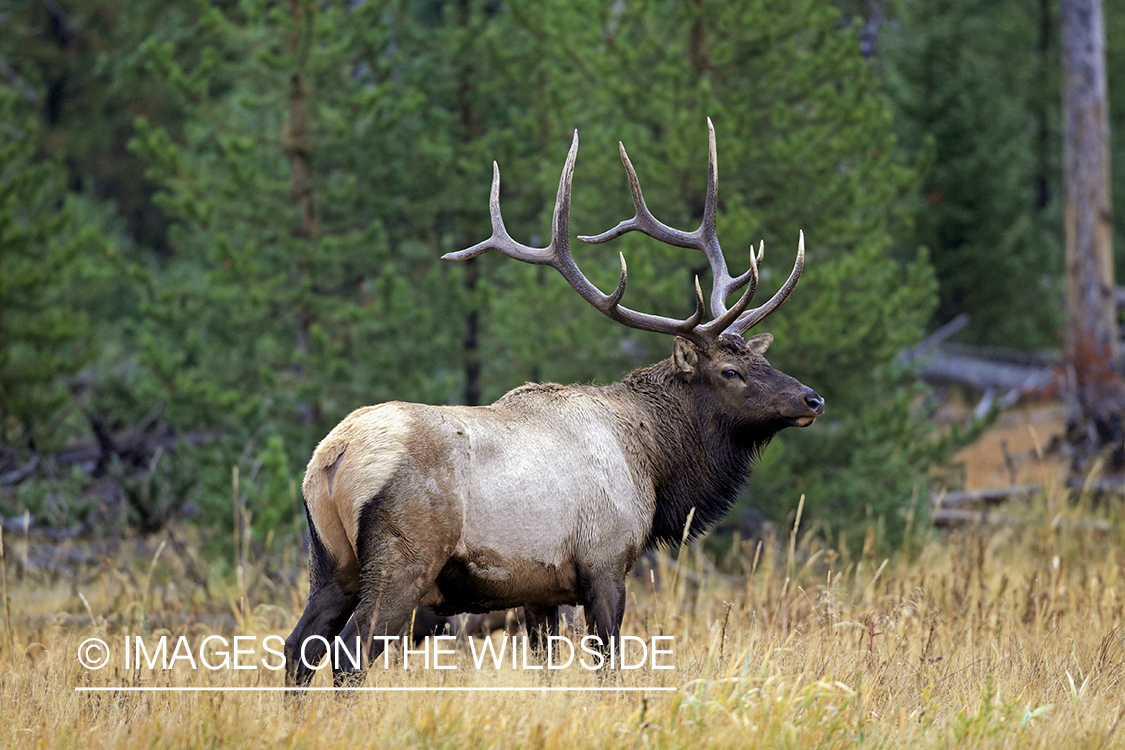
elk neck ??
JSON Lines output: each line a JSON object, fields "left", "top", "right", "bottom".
{"left": 605, "top": 357, "right": 775, "bottom": 548}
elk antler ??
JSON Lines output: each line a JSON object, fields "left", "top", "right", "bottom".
{"left": 444, "top": 120, "right": 804, "bottom": 348}
{"left": 443, "top": 131, "right": 708, "bottom": 345}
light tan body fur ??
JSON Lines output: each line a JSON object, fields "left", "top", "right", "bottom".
{"left": 304, "top": 384, "right": 652, "bottom": 616}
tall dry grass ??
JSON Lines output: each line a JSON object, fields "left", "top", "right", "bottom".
{"left": 0, "top": 488, "right": 1123, "bottom": 749}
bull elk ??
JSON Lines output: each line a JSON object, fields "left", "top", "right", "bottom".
{"left": 284, "top": 120, "right": 823, "bottom": 687}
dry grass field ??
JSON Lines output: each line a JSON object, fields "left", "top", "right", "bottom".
{"left": 1, "top": 481, "right": 1123, "bottom": 750}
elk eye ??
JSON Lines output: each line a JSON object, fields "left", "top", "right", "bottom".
{"left": 721, "top": 367, "right": 740, "bottom": 380}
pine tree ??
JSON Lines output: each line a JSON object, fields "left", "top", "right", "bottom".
{"left": 884, "top": 0, "right": 1063, "bottom": 348}
{"left": 117, "top": 0, "right": 466, "bottom": 531}
{"left": 0, "top": 91, "right": 94, "bottom": 464}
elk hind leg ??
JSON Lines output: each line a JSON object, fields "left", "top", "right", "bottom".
{"left": 333, "top": 501, "right": 452, "bottom": 686}
{"left": 284, "top": 517, "right": 359, "bottom": 688}
{"left": 333, "top": 573, "right": 442, "bottom": 686}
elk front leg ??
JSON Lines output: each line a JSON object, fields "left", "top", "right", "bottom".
{"left": 523, "top": 604, "right": 559, "bottom": 650}
{"left": 582, "top": 572, "right": 626, "bottom": 664}
{"left": 284, "top": 518, "right": 360, "bottom": 689}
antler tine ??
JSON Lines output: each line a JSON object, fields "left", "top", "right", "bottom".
{"left": 699, "top": 116, "right": 731, "bottom": 318}
{"left": 447, "top": 131, "right": 711, "bottom": 346}
{"left": 444, "top": 131, "right": 583, "bottom": 272}
{"left": 577, "top": 141, "right": 697, "bottom": 250}
{"left": 723, "top": 231, "right": 805, "bottom": 337}
{"left": 441, "top": 161, "right": 550, "bottom": 265}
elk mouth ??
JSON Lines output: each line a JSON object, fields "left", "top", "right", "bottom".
{"left": 784, "top": 390, "right": 824, "bottom": 428}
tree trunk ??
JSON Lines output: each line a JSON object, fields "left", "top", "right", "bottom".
{"left": 287, "top": 0, "right": 319, "bottom": 424}
{"left": 457, "top": 0, "right": 481, "bottom": 406}
{"left": 1061, "top": 0, "right": 1121, "bottom": 470}
{"left": 1034, "top": 0, "right": 1052, "bottom": 211}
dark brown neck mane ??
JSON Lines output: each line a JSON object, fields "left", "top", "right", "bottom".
{"left": 610, "top": 358, "right": 775, "bottom": 548}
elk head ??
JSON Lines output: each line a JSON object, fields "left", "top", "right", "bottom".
{"left": 671, "top": 332, "right": 824, "bottom": 436}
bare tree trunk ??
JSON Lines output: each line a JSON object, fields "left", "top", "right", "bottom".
{"left": 457, "top": 0, "right": 482, "bottom": 407}
{"left": 287, "top": 9, "right": 318, "bottom": 241}
{"left": 1061, "top": 0, "right": 1122, "bottom": 470}
{"left": 1034, "top": 0, "right": 1052, "bottom": 211}
{"left": 287, "top": 0, "right": 319, "bottom": 424}
{"left": 859, "top": 0, "right": 885, "bottom": 60}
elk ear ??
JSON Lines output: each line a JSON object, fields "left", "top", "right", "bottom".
{"left": 744, "top": 333, "right": 773, "bottom": 356}
{"left": 672, "top": 337, "right": 699, "bottom": 380}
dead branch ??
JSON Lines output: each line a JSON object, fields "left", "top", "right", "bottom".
{"left": 931, "top": 507, "right": 1111, "bottom": 533}
{"left": 932, "top": 485, "right": 1042, "bottom": 509}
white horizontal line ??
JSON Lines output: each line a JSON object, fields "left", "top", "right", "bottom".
{"left": 75, "top": 686, "right": 676, "bottom": 693}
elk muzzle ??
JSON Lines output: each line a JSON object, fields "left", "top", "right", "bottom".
{"left": 789, "top": 387, "right": 824, "bottom": 428}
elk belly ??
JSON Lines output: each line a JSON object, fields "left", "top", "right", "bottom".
{"left": 430, "top": 550, "right": 581, "bottom": 614}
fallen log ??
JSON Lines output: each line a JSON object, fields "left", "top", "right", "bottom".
{"left": 932, "top": 485, "right": 1042, "bottom": 509}
{"left": 931, "top": 507, "right": 1112, "bottom": 532}
{"left": 54, "top": 428, "right": 222, "bottom": 470}
{"left": 916, "top": 351, "right": 1056, "bottom": 394}
{"left": 898, "top": 315, "right": 1059, "bottom": 396}
{"left": 0, "top": 454, "right": 39, "bottom": 486}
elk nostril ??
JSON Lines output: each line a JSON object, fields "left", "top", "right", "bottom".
{"left": 805, "top": 393, "right": 824, "bottom": 414}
